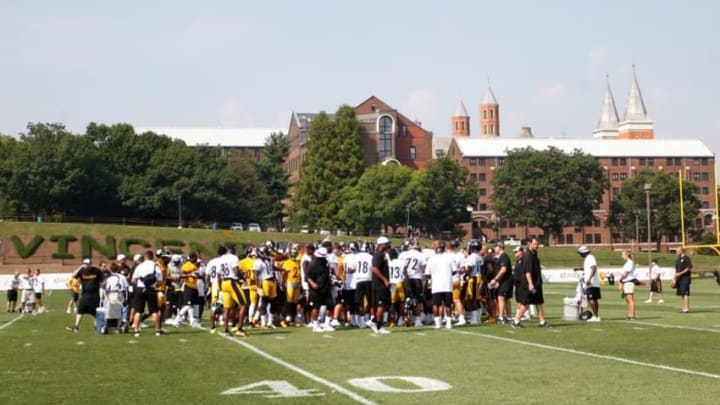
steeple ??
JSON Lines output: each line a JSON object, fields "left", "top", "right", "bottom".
{"left": 618, "top": 65, "right": 654, "bottom": 139}
{"left": 480, "top": 83, "right": 499, "bottom": 136}
{"left": 451, "top": 99, "right": 470, "bottom": 136}
{"left": 593, "top": 74, "right": 620, "bottom": 139}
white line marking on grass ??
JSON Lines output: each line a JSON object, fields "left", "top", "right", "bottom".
{"left": 275, "top": 336, "right": 287, "bottom": 340}
{"left": 322, "top": 335, "right": 334, "bottom": 339}
{"left": 632, "top": 327, "right": 646, "bottom": 331}
{"left": 0, "top": 314, "right": 24, "bottom": 331}
{"left": 454, "top": 329, "right": 720, "bottom": 380}
{"left": 630, "top": 321, "right": 720, "bottom": 333}
{"left": 413, "top": 332, "right": 426, "bottom": 336}
{"left": 221, "top": 335, "right": 377, "bottom": 405}
{"left": 76, "top": 341, "right": 85, "bottom": 345}
{"left": 23, "top": 343, "right": 31, "bottom": 347}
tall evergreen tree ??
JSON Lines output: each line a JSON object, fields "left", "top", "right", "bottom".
{"left": 254, "top": 131, "right": 290, "bottom": 228}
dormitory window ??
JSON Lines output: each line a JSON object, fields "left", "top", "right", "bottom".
{"left": 378, "top": 116, "right": 393, "bottom": 161}
{"left": 478, "top": 158, "right": 485, "bottom": 166}
{"left": 478, "top": 188, "right": 487, "bottom": 196}
{"left": 612, "top": 173, "right": 619, "bottom": 181}
{"left": 498, "top": 158, "right": 505, "bottom": 166}
{"left": 409, "top": 146, "right": 416, "bottom": 160}
{"left": 468, "top": 174, "right": 477, "bottom": 184}
{"left": 694, "top": 158, "right": 701, "bottom": 165}
{"left": 469, "top": 158, "right": 478, "bottom": 166}
{"left": 478, "top": 173, "right": 486, "bottom": 181}
{"left": 620, "top": 173, "right": 627, "bottom": 180}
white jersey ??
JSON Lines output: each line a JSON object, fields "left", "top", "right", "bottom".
{"left": 254, "top": 258, "right": 274, "bottom": 281}
{"left": 300, "top": 254, "right": 312, "bottom": 291}
{"left": 463, "top": 252, "right": 482, "bottom": 277}
{"left": 583, "top": 253, "right": 600, "bottom": 287}
{"left": 105, "top": 273, "right": 129, "bottom": 292}
{"left": 343, "top": 252, "right": 356, "bottom": 289}
{"left": 219, "top": 253, "right": 240, "bottom": 280}
{"left": 349, "top": 252, "right": 373, "bottom": 283}
{"left": 451, "top": 251, "right": 463, "bottom": 281}
{"left": 621, "top": 259, "right": 636, "bottom": 283}
{"left": 650, "top": 263, "right": 661, "bottom": 280}
{"left": 428, "top": 252, "right": 454, "bottom": 293}
{"left": 422, "top": 248, "right": 435, "bottom": 262}
{"left": 132, "top": 260, "right": 162, "bottom": 288}
{"left": 168, "top": 259, "right": 183, "bottom": 289}
{"left": 205, "top": 257, "right": 223, "bottom": 286}
{"left": 20, "top": 275, "right": 34, "bottom": 290}
{"left": 400, "top": 249, "right": 427, "bottom": 280}
{"left": 33, "top": 275, "right": 45, "bottom": 293}
{"left": 389, "top": 258, "right": 405, "bottom": 284}
{"left": 196, "top": 262, "right": 207, "bottom": 295}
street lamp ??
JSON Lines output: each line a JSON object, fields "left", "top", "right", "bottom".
{"left": 644, "top": 183, "right": 652, "bottom": 265}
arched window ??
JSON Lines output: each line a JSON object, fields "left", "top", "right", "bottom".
{"left": 378, "top": 116, "right": 394, "bottom": 161}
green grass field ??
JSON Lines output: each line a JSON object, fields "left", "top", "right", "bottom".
{"left": 2, "top": 280, "right": 720, "bottom": 405}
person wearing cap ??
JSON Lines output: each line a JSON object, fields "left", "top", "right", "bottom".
{"left": 306, "top": 247, "right": 334, "bottom": 332}
{"left": 116, "top": 254, "right": 131, "bottom": 280}
{"left": 131, "top": 250, "right": 164, "bottom": 337}
{"left": 645, "top": 259, "right": 664, "bottom": 304}
{"left": 171, "top": 252, "right": 203, "bottom": 328}
{"left": 369, "top": 236, "right": 392, "bottom": 334}
{"left": 578, "top": 245, "right": 601, "bottom": 322}
{"left": 66, "top": 258, "right": 105, "bottom": 333}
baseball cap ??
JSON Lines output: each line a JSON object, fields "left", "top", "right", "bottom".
{"left": 376, "top": 236, "right": 390, "bottom": 245}
{"left": 82, "top": 258, "right": 91, "bottom": 265}
{"left": 513, "top": 246, "right": 523, "bottom": 253}
{"left": 133, "top": 253, "right": 143, "bottom": 262}
{"left": 577, "top": 245, "right": 590, "bottom": 255}
{"left": 314, "top": 247, "right": 328, "bottom": 258}
{"left": 116, "top": 254, "right": 126, "bottom": 261}
{"left": 495, "top": 241, "right": 505, "bottom": 249}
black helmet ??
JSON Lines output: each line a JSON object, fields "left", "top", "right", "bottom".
{"left": 388, "top": 248, "right": 400, "bottom": 260}
{"left": 468, "top": 239, "right": 482, "bottom": 252}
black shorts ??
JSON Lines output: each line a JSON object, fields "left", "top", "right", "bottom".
{"left": 432, "top": 292, "right": 453, "bottom": 307}
{"left": 528, "top": 286, "right": 544, "bottom": 305}
{"left": 133, "top": 289, "right": 159, "bottom": 314}
{"left": 371, "top": 285, "right": 390, "bottom": 307}
{"left": 7, "top": 290, "right": 17, "bottom": 301}
{"left": 70, "top": 291, "right": 79, "bottom": 302}
{"left": 34, "top": 292, "right": 42, "bottom": 300}
{"left": 77, "top": 294, "right": 100, "bottom": 316}
{"left": 355, "top": 281, "right": 372, "bottom": 307}
{"left": 676, "top": 278, "right": 691, "bottom": 296}
{"left": 408, "top": 279, "right": 424, "bottom": 300}
{"left": 497, "top": 280, "right": 513, "bottom": 298}
{"left": 342, "top": 289, "right": 356, "bottom": 306}
{"left": 308, "top": 290, "right": 333, "bottom": 308}
{"left": 586, "top": 287, "right": 602, "bottom": 300}
{"left": 516, "top": 286, "right": 544, "bottom": 305}
{"left": 181, "top": 288, "right": 200, "bottom": 306}
{"left": 650, "top": 279, "right": 662, "bottom": 293}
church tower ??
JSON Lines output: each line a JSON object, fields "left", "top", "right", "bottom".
{"left": 480, "top": 85, "right": 499, "bottom": 136}
{"left": 593, "top": 75, "right": 620, "bottom": 139}
{"left": 451, "top": 99, "right": 470, "bottom": 136}
{"left": 618, "top": 66, "right": 654, "bottom": 139}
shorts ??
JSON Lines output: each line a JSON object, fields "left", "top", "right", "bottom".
{"left": 7, "top": 290, "right": 17, "bottom": 301}
{"left": 516, "top": 285, "right": 544, "bottom": 305}
{"left": 181, "top": 287, "right": 200, "bottom": 306}
{"left": 341, "top": 289, "right": 356, "bottom": 308}
{"left": 497, "top": 279, "right": 513, "bottom": 298}
{"left": 355, "top": 281, "right": 372, "bottom": 308}
{"left": 259, "top": 279, "right": 277, "bottom": 299}
{"left": 21, "top": 290, "right": 35, "bottom": 305}
{"left": 34, "top": 292, "right": 42, "bottom": 300}
{"left": 308, "top": 290, "right": 333, "bottom": 308}
{"left": 622, "top": 282, "right": 635, "bottom": 295}
{"left": 286, "top": 285, "right": 301, "bottom": 304}
{"left": 586, "top": 287, "right": 602, "bottom": 301}
{"left": 78, "top": 294, "right": 100, "bottom": 315}
{"left": 676, "top": 277, "right": 691, "bottom": 296}
{"left": 650, "top": 279, "right": 662, "bottom": 293}
{"left": 221, "top": 279, "right": 246, "bottom": 308}
{"left": 432, "top": 292, "right": 453, "bottom": 307}
{"left": 210, "top": 283, "right": 220, "bottom": 305}
{"left": 408, "top": 279, "right": 424, "bottom": 301}
{"left": 390, "top": 282, "right": 406, "bottom": 304}
{"left": 463, "top": 277, "right": 477, "bottom": 301}
{"left": 371, "top": 285, "right": 390, "bottom": 307}
{"left": 133, "top": 289, "right": 158, "bottom": 314}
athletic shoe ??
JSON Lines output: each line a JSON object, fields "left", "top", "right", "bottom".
{"left": 312, "top": 325, "right": 324, "bottom": 333}
{"left": 209, "top": 328, "right": 217, "bottom": 335}
{"left": 190, "top": 321, "right": 202, "bottom": 329}
{"left": 329, "top": 319, "right": 341, "bottom": 327}
{"left": 66, "top": 308, "right": 72, "bottom": 314}
{"left": 66, "top": 326, "right": 79, "bottom": 333}
{"left": 280, "top": 320, "right": 289, "bottom": 328}
{"left": 538, "top": 321, "right": 552, "bottom": 328}
{"left": 321, "top": 324, "right": 335, "bottom": 332}
{"left": 456, "top": 316, "right": 467, "bottom": 326}
{"left": 133, "top": 332, "right": 140, "bottom": 338}
{"left": 587, "top": 316, "right": 601, "bottom": 322}
{"left": 267, "top": 323, "right": 277, "bottom": 329}
{"left": 377, "top": 327, "right": 391, "bottom": 334}
{"left": 657, "top": 299, "right": 664, "bottom": 304}
{"left": 681, "top": 308, "right": 689, "bottom": 313}
{"left": 234, "top": 330, "right": 248, "bottom": 337}
{"left": 445, "top": 319, "right": 452, "bottom": 329}
{"left": 388, "top": 322, "right": 397, "bottom": 328}
{"left": 510, "top": 320, "right": 524, "bottom": 329}
{"left": 367, "top": 320, "right": 379, "bottom": 333}
{"left": 230, "top": 325, "right": 239, "bottom": 333}
{"left": 644, "top": 299, "right": 652, "bottom": 303}
{"left": 415, "top": 319, "right": 424, "bottom": 328}
{"left": 155, "top": 329, "right": 165, "bottom": 336}
{"left": 224, "top": 331, "right": 232, "bottom": 337}
{"left": 625, "top": 316, "right": 637, "bottom": 321}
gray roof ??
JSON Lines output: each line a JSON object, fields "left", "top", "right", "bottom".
{"left": 453, "top": 99, "right": 469, "bottom": 117}
{"left": 453, "top": 137, "right": 714, "bottom": 158}
{"left": 595, "top": 77, "right": 620, "bottom": 132}
{"left": 294, "top": 112, "right": 336, "bottom": 129}
{"left": 134, "top": 126, "right": 285, "bottom": 148}
{"left": 622, "top": 67, "right": 649, "bottom": 122}
{"left": 482, "top": 85, "right": 498, "bottom": 105}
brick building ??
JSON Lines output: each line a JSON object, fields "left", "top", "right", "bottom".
{"left": 285, "top": 96, "right": 433, "bottom": 185}
{"left": 445, "top": 71, "right": 716, "bottom": 247}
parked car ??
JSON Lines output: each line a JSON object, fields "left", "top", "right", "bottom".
{"left": 248, "top": 223, "right": 261, "bottom": 232}
{"left": 300, "top": 226, "right": 310, "bottom": 234}
{"left": 230, "top": 223, "right": 244, "bottom": 231}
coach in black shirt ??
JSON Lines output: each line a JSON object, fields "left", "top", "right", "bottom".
{"left": 66, "top": 258, "right": 104, "bottom": 333}
{"left": 370, "top": 236, "right": 392, "bottom": 334}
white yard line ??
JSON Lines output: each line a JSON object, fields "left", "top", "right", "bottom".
{"left": 629, "top": 320, "right": 720, "bottom": 333}
{"left": 0, "top": 314, "right": 24, "bottom": 330}
{"left": 454, "top": 329, "right": 720, "bottom": 380}
{"left": 222, "top": 334, "right": 377, "bottom": 405}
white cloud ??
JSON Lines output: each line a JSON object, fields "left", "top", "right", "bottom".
{"left": 400, "top": 90, "right": 440, "bottom": 131}
{"left": 219, "top": 98, "right": 255, "bottom": 127}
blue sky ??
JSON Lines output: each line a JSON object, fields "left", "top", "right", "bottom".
{"left": 1, "top": 1, "right": 719, "bottom": 157}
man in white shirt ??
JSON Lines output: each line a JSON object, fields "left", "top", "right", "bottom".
{"left": 427, "top": 242, "right": 455, "bottom": 329}
{"left": 33, "top": 269, "right": 46, "bottom": 313}
{"left": 399, "top": 242, "right": 427, "bottom": 327}
{"left": 578, "top": 246, "right": 601, "bottom": 322}
{"left": 131, "top": 250, "right": 163, "bottom": 336}
{"left": 646, "top": 259, "right": 664, "bottom": 304}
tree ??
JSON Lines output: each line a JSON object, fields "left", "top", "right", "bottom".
{"left": 608, "top": 169, "right": 700, "bottom": 249}
{"left": 290, "top": 106, "right": 364, "bottom": 230}
{"left": 254, "top": 132, "right": 289, "bottom": 228}
{"left": 491, "top": 147, "right": 608, "bottom": 246}
{"left": 339, "top": 164, "right": 413, "bottom": 234}
{"left": 406, "top": 157, "right": 476, "bottom": 236}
